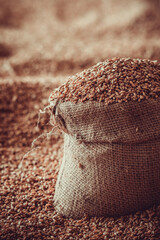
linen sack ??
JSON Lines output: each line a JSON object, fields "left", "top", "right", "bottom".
{"left": 52, "top": 98, "right": 160, "bottom": 219}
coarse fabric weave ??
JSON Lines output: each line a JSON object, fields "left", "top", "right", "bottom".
{"left": 52, "top": 99, "right": 160, "bottom": 219}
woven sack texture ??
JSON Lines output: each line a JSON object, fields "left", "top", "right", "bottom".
{"left": 53, "top": 99, "right": 160, "bottom": 218}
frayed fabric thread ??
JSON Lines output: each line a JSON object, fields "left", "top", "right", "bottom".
{"left": 18, "top": 102, "right": 59, "bottom": 170}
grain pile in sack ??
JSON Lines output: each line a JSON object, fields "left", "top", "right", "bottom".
{"left": 49, "top": 58, "right": 160, "bottom": 219}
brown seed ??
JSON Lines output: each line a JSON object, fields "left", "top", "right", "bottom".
{"left": 136, "top": 127, "right": 139, "bottom": 132}
{"left": 79, "top": 163, "right": 84, "bottom": 169}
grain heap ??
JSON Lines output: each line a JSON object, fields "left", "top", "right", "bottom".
{"left": 49, "top": 58, "right": 160, "bottom": 219}
{"left": 49, "top": 58, "right": 160, "bottom": 104}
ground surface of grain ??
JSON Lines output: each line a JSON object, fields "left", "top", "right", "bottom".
{"left": 0, "top": 0, "right": 160, "bottom": 239}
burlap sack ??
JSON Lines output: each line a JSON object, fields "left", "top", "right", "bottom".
{"left": 52, "top": 98, "right": 160, "bottom": 218}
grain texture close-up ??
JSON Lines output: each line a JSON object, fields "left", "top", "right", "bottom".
{"left": 0, "top": 0, "right": 160, "bottom": 239}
